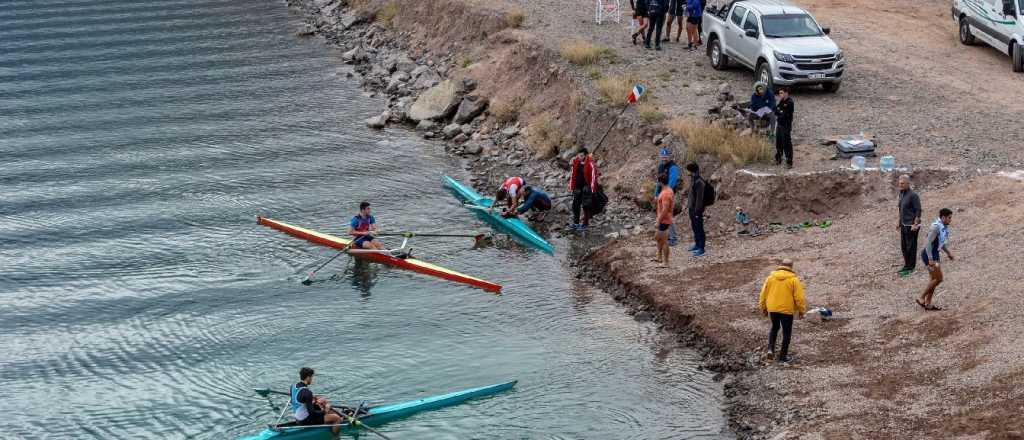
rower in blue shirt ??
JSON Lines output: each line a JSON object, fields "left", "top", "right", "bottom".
{"left": 349, "top": 201, "right": 384, "bottom": 250}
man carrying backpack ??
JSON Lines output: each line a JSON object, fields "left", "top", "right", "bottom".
{"left": 685, "top": 162, "right": 712, "bottom": 257}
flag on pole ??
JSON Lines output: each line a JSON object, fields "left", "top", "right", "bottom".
{"left": 626, "top": 84, "right": 646, "bottom": 103}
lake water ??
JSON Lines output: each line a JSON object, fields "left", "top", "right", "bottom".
{"left": 0, "top": 0, "right": 728, "bottom": 438}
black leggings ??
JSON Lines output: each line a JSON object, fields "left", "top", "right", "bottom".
{"left": 768, "top": 312, "right": 793, "bottom": 358}
{"left": 646, "top": 12, "right": 665, "bottom": 47}
{"left": 775, "top": 124, "right": 793, "bottom": 166}
{"left": 571, "top": 189, "right": 590, "bottom": 225}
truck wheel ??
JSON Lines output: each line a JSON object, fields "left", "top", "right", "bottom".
{"left": 1013, "top": 42, "right": 1024, "bottom": 73}
{"left": 755, "top": 62, "right": 773, "bottom": 90}
{"left": 821, "top": 81, "right": 841, "bottom": 93}
{"left": 958, "top": 17, "right": 975, "bottom": 45}
{"left": 710, "top": 38, "right": 729, "bottom": 70}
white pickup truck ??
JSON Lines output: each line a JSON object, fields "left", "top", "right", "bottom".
{"left": 953, "top": 0, "right": 1024, "bottom": 72}
{"left": 701, "top": 0, "right": 845, "bottom": 92}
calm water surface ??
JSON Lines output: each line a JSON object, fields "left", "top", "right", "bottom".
{"left": 0, "top": 0, "right": 727, "bottom": 438}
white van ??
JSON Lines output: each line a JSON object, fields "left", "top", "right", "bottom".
{"left": 953, "top": 0, "right": 1024, "bottom": 72}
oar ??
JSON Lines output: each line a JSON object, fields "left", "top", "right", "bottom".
{"left": 333, "top": 402, "right": 393, "bottom": 440}
{"left": 375, "top": 231, "right": 488, "bottom": 238}
{"left": 254, "top": 388, "right": 290, "bottom": 398}
{"left": 301, "top": 241, "right": 356, "bottom": 286}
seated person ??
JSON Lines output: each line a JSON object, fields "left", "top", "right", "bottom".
{"left": 748, "top": 82, "right": 777, "bottom": 129}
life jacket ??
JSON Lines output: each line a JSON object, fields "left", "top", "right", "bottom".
{"left": 290, "top": 383, "right": 309, "bottom": 421}
{"left": 501, "top": 177, "right": 525, "bottom": 197}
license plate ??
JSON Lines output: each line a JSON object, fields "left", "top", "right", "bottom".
{"left": 808, "top": 73, "right": 826, "bottom": 79}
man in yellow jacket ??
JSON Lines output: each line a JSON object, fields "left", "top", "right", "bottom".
{"left": 758, "top": 259, "right": 807, "bottom": 364}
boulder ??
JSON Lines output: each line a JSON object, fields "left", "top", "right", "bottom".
{"left": 416, "top": 120, "right": 436, "bottom": 131}
{"left": 718, "top": 82, "right": 732, "bottom": 95}
{"left": 338, "top": 14, "right": 359, "bottom": 30}
{"left": 365, "top": 112, "right": 388, "bottom": 129}
{"left": 412, "top": 70, "right": 442, "bottom": 89}
{"left": 410, "top": 65, "right": 430, "bottom": 78}
{"left": 342, "top": 47, "right": 368, "bottom": 64}
{"left": 463, "top": 142, "right": 484, "bottom": 155}
{"left": 500, "top": 126, "right": 519, "bottom": 137}
{"left": 452, "top": 133, "right": 469, "bottom": 144}
{"left": 453, "top": 96, "right": 488, "bottom": 124}
{"left": 461, "top": 77, "right": 478, "bottom": 92}
{"left": 442, "top": 123, "right": 462, "bottom": 138}
{"left": 407, "top": 80, "right": 461, "bottom": 122}
{"left": 395, "top": 55, "right": 417, "bottom": 74}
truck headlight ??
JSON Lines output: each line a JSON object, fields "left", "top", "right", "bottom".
{"left": 773, "top": 51, "right": 795, "bottom": 63}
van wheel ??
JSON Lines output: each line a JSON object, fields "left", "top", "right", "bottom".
{"left": 755, "top": 62, "right": 773, "bottom": 90}
{"left": 958, "top": 17, "right": 975, "bottom": 45}
{"left": 821, "top": 82, "right": 841, "bottom": 93}
{"left": 1013, "top": 42, "right": 1024, "bottom": 73}
{"left": 709, "top": 38, "right": 729, "bottom": 70}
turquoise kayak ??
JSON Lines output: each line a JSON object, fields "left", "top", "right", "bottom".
{"left": 237, "top": 380, "right": 516, "bottom": 440}
{"left": 442, "top": 175, "right": 555, "bottom": 254}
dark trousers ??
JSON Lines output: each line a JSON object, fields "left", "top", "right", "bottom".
{"left": 775, "top": 124, "right": 793, "bottom": 166}
{"left": 688, "top": 211, "right": 705, "bottom": 250}
{"left": 571, "top": 188, "right": 590, "bottom": 226}
{"left": 646, "top": 12, "right": 665, "bottom": 47}
{"left": 768, "top": 312, "right": 793, "bottom": 358}
{"left": 900, "top": 226, "right": 919, "bottom": 270}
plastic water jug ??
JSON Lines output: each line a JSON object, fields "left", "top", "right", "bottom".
{"left": 851, "top": 155, "right": 866, "bottom": 171}
{"left": 880, "top": 155, "right": 895, "bottom": 172}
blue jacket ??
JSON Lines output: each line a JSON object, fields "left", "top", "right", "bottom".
{"left": 750, "top": 90, "right": 776, "bottom": 111}
{"left": 686, "top": 0, "right": 702, "bottom": 17}
{"left": 517, "top": 187, "right": 552, "bottom": 214}
{"left": 654, "top": 161, "right": 680, "bottom": 197}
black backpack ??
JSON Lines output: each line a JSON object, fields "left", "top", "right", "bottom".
{"left": 702, "top": 178, "right": 716, "bottom": 207}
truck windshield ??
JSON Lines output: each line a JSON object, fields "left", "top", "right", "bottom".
{"left": 762, "top": 14, "right": 823, "bottom": 38}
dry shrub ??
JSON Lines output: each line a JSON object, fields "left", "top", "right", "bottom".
{"left": 526, "top": 113, "right": 567, "bottom": 159}
{"left": 505, "top": 8, "right": 526, "bottom": 28}
{"left": 596, "top": 73, "right": 640, "bottom": 104}
{"left": 376, "top": 1, "right": 399, "bottom": 26}
{"left": 489, "top": 96, "right": 523, "bottom": 124}
{"left": 587, "top": 67, "right": 602, "bottom": 80}
{"left": 560, "top": 40, "right": 616, "bottom": 65}
{"left": 637, "top": 102, "right": 665, "bottom": 124}
{"left": 667, "top": 118, "right": 771, "bottom": 165}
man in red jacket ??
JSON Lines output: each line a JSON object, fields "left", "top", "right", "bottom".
{"left": 567, "top": 148, "right": 598, "bottom": 231}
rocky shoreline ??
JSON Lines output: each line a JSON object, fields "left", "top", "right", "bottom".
{"left": 282, "top": 0, "right": 782, "bottom": 437}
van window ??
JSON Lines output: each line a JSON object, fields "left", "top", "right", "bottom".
{"left": 731, "top": 6, "right": 747, "bottom": 26}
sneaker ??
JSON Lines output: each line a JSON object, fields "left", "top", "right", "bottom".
{"left": 898, "top": 269, "right": 913, "bottom": 278}
{"left": 692, "top": 249, "right": 705, "bottom": 257}
{"left": 566, "top": 223, "right": 580, "bottom": 230}
{"left": 668, "top": 239, "right": 678, "bottom": 247}
{"left": 644, "top": 44, "right": 652, "bottom": 50}
{"left": 687, "top": 245, "right": 699, "bottom": 251}
{"left": 766, "top": 350, "right": 775, "bottom": 361}
{"left": 776, "top": 355, "right": 792, "bottom": 364}
{"left": 655, "top": 45, "right": 662, "bottom": 51}
{"left": 632, "top": 33, "right": 638, "bottom": 45}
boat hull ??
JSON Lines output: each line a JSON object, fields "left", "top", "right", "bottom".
{"left": 236, "top": 381, "right": 517, "bottom": 440}
{"left": 441, "top": 175, "right": 554, "bottom": 254}
{"left": 256, "top": 217, "right": 501, "bottom": 292}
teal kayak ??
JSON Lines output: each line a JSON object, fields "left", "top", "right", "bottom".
{"left": 442, "top": 175, "right": 555, "bottom": 254}
{"left": 237, "top": 380, "right": 516, "bottom": 440}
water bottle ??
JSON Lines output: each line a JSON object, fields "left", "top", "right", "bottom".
{"left": 851, "top": 155, "right": 866, "bottom": 171}
{"left": 880, "top": 155, "right": 895, "bottom": 172}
